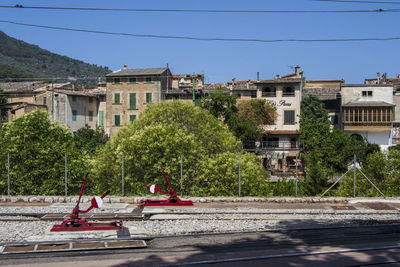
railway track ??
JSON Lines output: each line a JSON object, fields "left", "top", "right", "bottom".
{"left": 0, "top": 210, "right": 399, "bottom": 222}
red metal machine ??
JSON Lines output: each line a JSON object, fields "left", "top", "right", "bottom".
{"left": 51, "top": 178, "right": 123, "bottom": 232}
{"left": 140, "top": 166, "right": 193, "bottom": 207}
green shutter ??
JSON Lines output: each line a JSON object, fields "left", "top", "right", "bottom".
{"left": 89, "top": 111, "right": 93, "bottom": 121}
{"left": 72, "top": 110, "right": 77, "bottom": 121}
{"left": 146, "top": 92, "right": 152, "bottom": 103}
{"left": 129, "top": 93, "right": 136, "bottom": 109}
{"left": 99, "top": 111, "right": 104, "bottom": 126}
{"left": 115, "top": 115, "right": 120, "bottom": 126}
{"left": 129, "top": 114, "right": 136, "bottom": 123}
{"left": 114, "top": 93, "right": 120, "bottom": 104}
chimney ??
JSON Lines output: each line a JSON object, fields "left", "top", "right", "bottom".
{"left": 377, "top": 72, "right": 380, "bottom": 84}
{"left": 166, "top": 63, "right": 169, "bottom": 68}
{"left": 257, "top": 72, "right": 259, "bottom": 81}
{"left": 123, "top": 64, "right": 127, "bottom": 70}
{"left": 295, "top": 65, "right": 300, "bottom": 77}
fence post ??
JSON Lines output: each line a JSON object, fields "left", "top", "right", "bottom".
{"left": 122, "top": 153, "right": 124, "bottom": 196}
{"left": 353, "top": 153, "right": 356, "bottom": 198}
{"left": 65, "top": 153, "right": 67, "bottom": 197}
{"left": 238, "top": 153, "right": 241, "bottom": 197}
{"left": 295, "top": 153, "right": 298, "bottom": 197}
{"left": 180, "top": 153, "right": 183, "bottom": 196}
{"left": 7, "top": 152, "right": 10, "bottom": 196}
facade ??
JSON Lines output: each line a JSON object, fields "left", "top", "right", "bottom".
{"left": 105, "top": 65, "right": 172, "bottom": 136}
{"left": 47, "top": 88, "right": 104, "bottom": 133}
{"left": 341, "top": 84, "right": 394, "bottom": 150}
{"left": 165, "top": 74, "right": 204, "bottom": 104}
{"left": 303, "top": 80, "right": 344, "bottom": 129}
{"left": 229, "top": 66, "right": 304, "bottom": 177}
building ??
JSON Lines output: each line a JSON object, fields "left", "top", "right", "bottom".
{"left": 47, "top": 87, "right": 104, "bottom": 134}
{"left": 303, "top": 79, "right": 344, "bottom": 129}
{"left": 341, "top": 84, "right": 394, "bottom": 150}
{"left": 228, "top": 66, "right": 304, "bottom": 177}
{"left": 165, "top": 74, "right": 204, "bottom": 104}
{"left": 105, "top": 65, "right": 172, "bottom": 136}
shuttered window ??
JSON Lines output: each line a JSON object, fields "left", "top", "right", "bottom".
{"left": 115, "top": 115, "right": 120, "bottom": 126}
{"left": 129, "top": 93, "right": 136, "bottom": 109}
{"left": 99, "top": 111, "right": 104, "bottom": 126}
{"left": 284, "top": 110, "right": 295, "bottom": 125}
{"left": 146, "top": 92, "right": 152, "bottom": 103}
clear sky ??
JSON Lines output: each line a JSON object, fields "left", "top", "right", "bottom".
{"left": 0, "top": 0, "right": 399, "bottom": 84}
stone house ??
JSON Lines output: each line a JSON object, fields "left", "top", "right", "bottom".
{"left": 105, "top": 65, "right": 172, "bottom": 136}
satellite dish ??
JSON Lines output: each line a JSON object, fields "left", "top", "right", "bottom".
{"left": 91, "top": 196, "right": 103, "bottom": 209}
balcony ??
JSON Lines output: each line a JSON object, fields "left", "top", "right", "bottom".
{"left": 243, "top": 140, "right": 300, "bottom": 152}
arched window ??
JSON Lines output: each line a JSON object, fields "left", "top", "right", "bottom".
{"left": 283, "top": 87, "right": 295, "bottom": 97}
{"left": 262, "top": 87, "right": 276, "bottom": 97}
{"left": 351, "top": 133, "right": 363, "bottom": 142}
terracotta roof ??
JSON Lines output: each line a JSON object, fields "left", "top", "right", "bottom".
{"left": 106, "top": 67, "right": 168, "bottom": 77}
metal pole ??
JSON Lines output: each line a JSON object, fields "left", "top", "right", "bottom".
{"left": 358, "top": 168, "right": 386, "bottom": 198}
{"left": 320, "top": 168, "right": 353, "bottom": 198}
{"left": 64, "top": 153, "right": 67, "bottom": 197}
{"left": 295, "top": 153, "right": 298, "bottom": 197}
{"left": 7, "top": 152, "right": 10, "bottom": 196}
{"left": 180, "top": 153, "right": 183, "bottom": 197}
{"left": 122, "top": 153, "right": 124, "bottom": 196}
{"left": 353, "top": 154, "right": 356, "bottom": 198}
{"left": 238, "top": 153, "right": 241, "bottom": 197}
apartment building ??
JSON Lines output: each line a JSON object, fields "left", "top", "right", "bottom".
{"left": 341, "top": 84, "right": 394, "bottom": 150}
{"left": 105, "top": 65, "right": 172, "bottom": 136}
{"left": 229, "top": 66, "right": 304, "bottom": 177}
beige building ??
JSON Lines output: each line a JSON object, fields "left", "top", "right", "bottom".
{"left": 105, "top": 65, "right": 172, "bottom": 136}
{"left": 228, "top": 66, "right": 304, "bottom": 177}
{"left": 341, "top": 84, "right": 394, "bottom": 150}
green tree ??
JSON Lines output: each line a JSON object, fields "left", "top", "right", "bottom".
{"left": 74, "top": 126, "right": 108, "bottom": 155}
{"left": 0, "top": 110, "right": 87, "bottom": 195}
{"left": 300, "top": 95, "right": 331, "bottom": 150}
{"left": 91, "top": 101, "right": 270, "bottom": 196}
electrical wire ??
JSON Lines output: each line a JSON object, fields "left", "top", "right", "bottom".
{"left": 314, "top": 0, "right": 400, "bottom": 4}
{"left": 1, "top": 4, "right": 397, "bottom": 13}
{"left": 1, "top": 20, "right": 400, "bottom": 43}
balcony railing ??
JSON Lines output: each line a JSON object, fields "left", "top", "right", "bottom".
{"left": 243, "top": 141, "right": 300, "bottom": 151}
{"left": 262, "top": 92, "right": 276, "bottom": 97}
{"left": 282, "top": 92, "right": 295, "bottom": 97}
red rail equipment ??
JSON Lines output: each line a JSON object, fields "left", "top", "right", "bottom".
{"left": 140, "top": 166, "right": 193, "bottom": 207}
{"left": 51, "top": 178, "right": 123, "bottom": 232}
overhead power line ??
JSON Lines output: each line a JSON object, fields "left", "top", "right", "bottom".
{"left": 0, "top": 4, "right": 398, "bottom": 13}
{"left": 1, "top": 20, "right": 400, "bottom": 43}
{"left": 314, "top": 0, "right": 400, "bottom": 4}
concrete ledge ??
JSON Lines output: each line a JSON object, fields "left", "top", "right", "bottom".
{"left": 0, "top": 195, "right": 398, "bottom": 204}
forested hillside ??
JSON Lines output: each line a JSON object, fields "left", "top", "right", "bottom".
{"left": 0, "top": 31, "right": 110, "bottom": 86}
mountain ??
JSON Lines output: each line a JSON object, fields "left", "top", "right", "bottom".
{"left": 0, "top": 31, "right": 111, "bottom": 86}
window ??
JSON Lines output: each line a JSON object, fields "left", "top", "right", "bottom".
{"left": 283, "top": 87, "right": 295, "bottom": 97}
{"left": 114, "top": 93, "right": 120, "bottom": 104}
{"left": 129, "top": 93, "right": 136, "bottom": 109}
{"left": 251, "top": 91, "right": 257, "bottom": 98}
{"left": 284, "top": 110, "right": 295, "bottom": 125}
{"left": 99, "top": 111, "right": 104, "bottom": 126}
{"left": 262, "top": 87, "right": 276, "bottom": 97}
{"left": 266, "top": 137, "right": 279, "bottom": 148}
{"left": 114, "top": 78, "right": 120, "bottom": 84}
{"left": 129, "top": 77, "right": 137, "bottom": 83}
{"left": 89, "top": 111, "right": 93, "bottom": 121}
{"left": 72, "top": 110, "right": 77, "bottom": 121}
{"left": 99, "top": 95, "right": 105, "bottom": 102}
{"left": 146, "top": 92, "right": 152, "bottom": 103}
{"left": 43, "top": 96, "right": 47, "bottom": 105}
{"left": 362, "top": 90, "right": 373, "bottom": 97}
{"left": 129, "top": 114, "right": 136, "bottom": 123}
{"left": 72, "top": 96, "right": 77, "bottom": 102}
{"left": 146, "top": 77, "right": 152, "bottom": 83}
{"left": 114, "top": 115, "right": 120, "bottom": 126}
{"left": 89, "top": 97, "right": 93, "bottom": 103}
{"left": 290, "top": 138, "right": 297, "bottom": 148}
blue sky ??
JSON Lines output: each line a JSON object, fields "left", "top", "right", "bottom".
{"left": 0, "top": 0, "right": 399, "bottom": 83}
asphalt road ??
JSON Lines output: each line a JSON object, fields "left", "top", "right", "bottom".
{"left": 2, "top": 224, "right": 400, "bottom": 266}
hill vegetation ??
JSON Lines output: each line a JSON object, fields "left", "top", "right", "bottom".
{"left": 0, "top": 31, "right": 110, "bottom": 86}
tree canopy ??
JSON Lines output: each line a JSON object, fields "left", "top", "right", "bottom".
{"left": 91, "top": 101, "right": 270, "bottom": 196}
{"left": 0, "top": 110, "right": 87, "bottom": 195}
